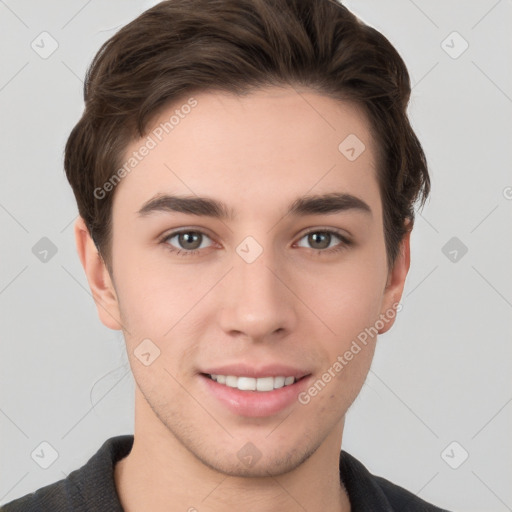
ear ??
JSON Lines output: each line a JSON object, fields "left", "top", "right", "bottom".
{"left": 74, "top": 216, "right": 123, "bottom": 330}
{"left": 377, "top": 221, "right": 412, "bottom": 335}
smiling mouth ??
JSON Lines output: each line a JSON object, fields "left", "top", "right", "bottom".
{"left": 203, "top": 373, "right": 307, "bottom": 392}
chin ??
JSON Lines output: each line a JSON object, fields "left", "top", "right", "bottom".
{"left": 192, "top": 442, "right": 317, "bottom": 479}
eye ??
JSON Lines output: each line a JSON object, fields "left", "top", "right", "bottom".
{"left": 159, "top": 228, "right": 352, "bottom": 257}
{"left": 161, "top": 230, "right": 213, "bottom": 256}
{"left": 296, "top": 229, "right": 351, "bottom": 254}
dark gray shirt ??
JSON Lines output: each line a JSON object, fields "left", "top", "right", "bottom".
{"left": 1, "top": 435, "right": 451, "bottom": 511}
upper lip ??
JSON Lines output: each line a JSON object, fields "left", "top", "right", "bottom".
{"left": 200, "top": 363, "right": 310, "bottom": 380}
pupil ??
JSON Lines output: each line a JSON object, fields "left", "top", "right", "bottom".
{"left": 180, "top": 232, "right": 200, "bottom": 249}
{"left": 310, "top": 232, "right": 330, "bottom": 249}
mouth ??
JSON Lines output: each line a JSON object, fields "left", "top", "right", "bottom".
{"left": 203, "top": 373, "right": 304, "bottom": 392}
{"left": 199, "top": 371, "right": 312, "bottom": 417}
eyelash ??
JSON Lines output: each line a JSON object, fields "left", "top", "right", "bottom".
{"left": 159, "top": 228, "right": 352, "bottom": 258}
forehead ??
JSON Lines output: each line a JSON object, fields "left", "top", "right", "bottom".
{"left": 112, "top": 86, "right": 381, "bottom": 220}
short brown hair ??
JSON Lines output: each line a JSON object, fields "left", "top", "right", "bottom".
{"left": 64, "top": 0, "right": 430, "bottom": 272}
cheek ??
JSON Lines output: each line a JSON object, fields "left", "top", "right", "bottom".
{"left": 292, "top": 254, "right": 386, "bottom": 405}
{"left": 112, "top": 258, "right": 219, "bottom": 373}
{"left": 309, "top": 286, "right": 381, "bottom": 387}
{"left": 111, "top": 242, "right": 192, "bottom": 330}
{"left": 301, "top": 255, "right": 386, "bottom": 339}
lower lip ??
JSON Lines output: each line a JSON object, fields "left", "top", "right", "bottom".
{"left": 200, "top": 374, "right": 311, "bottom": 418}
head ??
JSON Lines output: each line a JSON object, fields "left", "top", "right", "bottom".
{"left": 67, "top": 0, "right": 429, "bottom": 477}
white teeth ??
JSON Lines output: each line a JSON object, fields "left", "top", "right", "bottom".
{"left": 225, "top": 375, "right": 238, "bottom": 388}
{"left": 256, "top": 376, "right": 274, "bottom": 392}
{"left": 237, "top": 377, "right": 256, "bottom": 391}
{"left": 273, "top": 376, "right": 285, "bottom": 389}
{"left": 209, "top": 374, "right": 296, "bottom": 392}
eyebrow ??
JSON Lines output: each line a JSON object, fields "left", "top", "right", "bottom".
{"left": 137, "top": 192, "right": 372, "bottom": 220}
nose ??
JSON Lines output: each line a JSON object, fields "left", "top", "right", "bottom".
{"left": 217, "top": 245, "right": 298, "bottom": 343}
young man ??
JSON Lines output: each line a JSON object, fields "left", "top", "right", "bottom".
{"left": 2, "top": 0, "right": 451, "bottom": 510}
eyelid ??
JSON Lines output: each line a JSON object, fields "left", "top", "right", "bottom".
{"left": 159, "top": 226, "right": 350, "bottom": 241}
{"left": 159, "top": 226, "right": 352, "bottom": 255}
{"left": 159, "top": 225, "right": 214, "bottom": 239}
{"left": 159, "top": 227, "right": 216, "bottom": 247}
{"left": 295, "top": 226, "right": 352, "bottom": 244}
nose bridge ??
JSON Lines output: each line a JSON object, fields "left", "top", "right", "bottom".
{"left": 218, "top": 241, "right": 297, "bottom": 340}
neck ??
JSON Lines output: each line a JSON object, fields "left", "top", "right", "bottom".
{"left": 114, "top": 388, "right": 351, "bottom": 512}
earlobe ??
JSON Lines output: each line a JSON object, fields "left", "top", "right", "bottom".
{"left": 378, "top": 223, "right": 412, "bottom": 335}
{"left": 73, "top": 216, "right": 123, "bottom": 331}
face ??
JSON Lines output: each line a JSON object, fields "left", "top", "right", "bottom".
{"left": 82, "top": 86, "right": 408, "bottom": 477}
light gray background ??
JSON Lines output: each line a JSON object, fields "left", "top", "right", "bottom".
{"left": 1, "top": 1, "right": 511, "bottom": 511}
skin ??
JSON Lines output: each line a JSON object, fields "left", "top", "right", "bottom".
{"left": 75, "top": 86, "right": 411, "bottom": 512}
